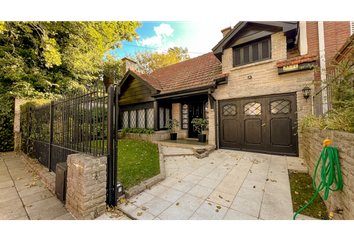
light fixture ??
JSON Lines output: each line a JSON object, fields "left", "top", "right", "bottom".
{"left": 302, "top": 86, "right": 311, "bottom": 100}
{"left": 248, "top": 75, "right": 252, "bottom": 79}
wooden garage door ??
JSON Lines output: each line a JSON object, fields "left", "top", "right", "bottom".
{"left": 219, "top": 93, "right": 297, "bottom": 155}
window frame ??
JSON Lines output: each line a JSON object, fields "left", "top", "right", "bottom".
{"left": 233, "top": 38, "right": 271, "bottom": 68}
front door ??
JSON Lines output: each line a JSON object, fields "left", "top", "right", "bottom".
{"left": 219, "top": 93, "right": 297, "bottom": 155}
{"left": 188, "top": 102, "right": 204, "bottom": 138}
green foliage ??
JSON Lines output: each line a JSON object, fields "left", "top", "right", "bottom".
{"left": 0, "top": 21, "right": 141, "bottom": 152}
{"left": 120, "top": 127, "right": 155, "bottom": 137}
{"left": 191, "top": 118, "right": 208, "bottom": 134}
{"left": 301, "top": 40, "right": 354, "bottom": 133}
{"left": 130, "top": 46, "right": 190, "bottom": 74}
{"left": 165, "top": 119, "right": 179, "bottom": 133}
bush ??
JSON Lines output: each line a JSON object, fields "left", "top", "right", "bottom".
{"left": 0, "top": 95, "right": 14, "bottom": 152}
{"left": 120, "top": 127, "right": 155, "bottom": 137}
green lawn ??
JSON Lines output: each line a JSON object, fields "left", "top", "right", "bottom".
{"left": 90, "top": 139, "right": 160, "bottom": 189}
{"left": 117, "top": 139, "right": 160, "bottom": 190}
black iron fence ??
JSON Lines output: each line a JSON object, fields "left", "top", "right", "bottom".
{"left": 20, "top": 84, "right": 119, "bottom": 205}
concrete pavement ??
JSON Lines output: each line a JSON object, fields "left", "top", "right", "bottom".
{"left": 0, "top": 152, "right": 74, "bottom": 220}
{"left": 119, "top": 148, "right": 311, "bottom": 220}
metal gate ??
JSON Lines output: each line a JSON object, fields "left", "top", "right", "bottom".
{"left": 219, "top": 93, "right": 298, "bottom": 156}
{"left": 20, "top": 84, "right": 119, "bottom": 206}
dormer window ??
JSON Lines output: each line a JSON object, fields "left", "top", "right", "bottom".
{"left": 233, "top": 38, "right": 271, "bottom": 67}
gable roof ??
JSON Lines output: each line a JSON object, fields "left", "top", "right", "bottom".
{"left": 119, "top": 52, "right": 223, "bottom": 98}
{"left": 150, "top": 52, "right": 222, "bottom": 94}
{"left": 212, "top": 21, "right": 298, "bottom": 61}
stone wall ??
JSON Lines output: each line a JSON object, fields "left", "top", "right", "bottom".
{"left": 66, "top": 153, "right": 107, "bottom": 220}
{"left": 299, "top": 127, "right": 354, "bottom": 220}
{"left": 14, "top": 99, "right": 30, "bottom": 151}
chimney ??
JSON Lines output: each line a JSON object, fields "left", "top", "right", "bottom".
{"left": 122, "top": 57, "right": 137, "bottom": 74}
{"left": 221, "top": 26, "right": 232, "bottom": 38}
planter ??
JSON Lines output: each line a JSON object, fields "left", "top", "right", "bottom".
{"left": 170, "top": 133, "right": 177, "bottom": 140}
{"left": 198, "top": 134, "right": 206, "bottom": 143}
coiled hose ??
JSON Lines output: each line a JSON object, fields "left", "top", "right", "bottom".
{"left": 293, "top": 140, "right": 343, "bottom": 220}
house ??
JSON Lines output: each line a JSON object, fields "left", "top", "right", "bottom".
{"left": 118, "top": 21, "right": 353, "bottom": 156}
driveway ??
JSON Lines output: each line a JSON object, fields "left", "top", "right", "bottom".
{"left": 119, "top": 148, "right": 308, "bottom": 220}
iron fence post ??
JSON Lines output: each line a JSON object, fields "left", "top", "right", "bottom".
{"left": 106, "top": 85, "right": 115, "bottom": 206}
{"left": 114, "top": 85, "right": 119, "bottom": 202}
{"left": 48, "top": 100, "right": 54, "bottom": 172}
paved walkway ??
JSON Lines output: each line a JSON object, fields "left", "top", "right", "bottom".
{"left": 119, "top": 148, "right": 311, "bottom": 220}
{"left": 0, "top": 152, "right": 74, "bottom": 220}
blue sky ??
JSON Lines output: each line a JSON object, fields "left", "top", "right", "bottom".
{"left": 113, "top": 21, "right": 238, "bottom": 59}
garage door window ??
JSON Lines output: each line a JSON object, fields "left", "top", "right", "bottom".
{"left": 270, "top": 100, "right": 291, "bottom": 114}
{"left": 244, "top": 102, "right": 261, "bottom": 116}
{"left": 223, "top": 104, "right": 237, "bottom": 116}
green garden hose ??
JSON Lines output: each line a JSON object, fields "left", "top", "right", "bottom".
{"left": 293, "top": 140, "right": 343, "bottom": 220}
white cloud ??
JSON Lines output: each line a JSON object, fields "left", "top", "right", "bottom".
{"left": 154, "top": 23, "right": 174, "bottom": 37}
{"left": 139, "top": 23, "right": 177, "bottom": 52}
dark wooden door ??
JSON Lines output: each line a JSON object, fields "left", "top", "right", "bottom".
{"left": 219, "top": 100, "right": 242, "bottom": 149}
{"left": 241, "top": 98, "right": 267, "bottom": 152}
{"left": 219, "top": 93, "right": 297, "bottom": 155}
{"left": 188, "top": 102, "right": 204, "bottom": 138}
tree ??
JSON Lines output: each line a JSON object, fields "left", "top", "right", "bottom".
{"left": 0, "top": 21, "right": 141, "bottom": 151}
{"left": 0, "top": 21, "right": 141, "bottom": 97}
{"left": 130, "top": 46, "right": 190, "bottom": 74}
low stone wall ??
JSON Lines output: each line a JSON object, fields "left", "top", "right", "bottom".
{"left": 118, "top": 130, "right": 188, "bottom": 142}
{"left": 299, "top": 127, "right": 354, "bottom": 220}
{"left": 66, "top": 154, "right": 107, "bottom": 220}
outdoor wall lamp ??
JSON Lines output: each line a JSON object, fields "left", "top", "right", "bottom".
{"left": 247, "top": 75, "right": 252, "bottom": 79}
{"left": 302, "top": 86, "right": 311, "bottom": 100}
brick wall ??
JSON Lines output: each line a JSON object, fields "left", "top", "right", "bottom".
{"left": 306, "top": 21, "right": 351, "bottom": 88}
{"left": 299, "top": 127, "right": 354, "bottom": 220}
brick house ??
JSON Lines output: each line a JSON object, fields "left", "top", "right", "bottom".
{"left": 118, "top": 21, "right": 353, "bottom": 157}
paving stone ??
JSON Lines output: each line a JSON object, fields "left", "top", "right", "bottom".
{"left": 0, "top": 198, "right": 23, "bottom": 214}
{"left": 159, "top": 177, "right": 181, "bottom": 188}
{"left": 174, "top": 194, "right": 204, "bottom": 212}
{"left": 0, "top": 180, "right": 14, "bottom": 189}
{"left": 230, "top": 196, "right": 262, "bottom": 218}
{"left": 158, "top": 204, "right": 194, "bottom": 220}
{"left": 130, "top": 207, "right": 155, "bottom": 220}
{"left": 236, "top": 187, "right": 264, "bottom": 203}
{"left": 294, "top": 213, "right": 317, "bottom": 220}
{"left": 207, "top": 190, "right": 234, "bottom": 208}
{"left": 0, "top": 206, "right": 28, "bottom": 220}
{"left": 145, "top": 184, "right": 170, "bottom": 197}
{"left": 241, "top": 179, "right": 266, "bottom": 190}
{"left": 187, "top": 185, "right": 214, "bottom": 199}
{"left": 215, "top": 179, "right": 242, "bottom": 196}
{"left": 169, "top": 170, "right": 190, "bottom": 180}
{"left": 143, "top": 197, "right": 172, "bottom": 216}
{"left": 197, "top": 177, "right": 222, "bottom": 189}
{"left": 182, "top": 174, "right": 204, "bottom": 184}
{"left": 259, "top": 192, "right": 293, "bottom": 220}
{"left": 0, "top": 186, "right": 17, "bottom": 196}
{"left": 26, "top": 197, "right": 69, "bottom": 220}
{"left": 158, "top": 188, "right": 185, "bottom": 203}
{"left": 130, "top": 191, "right": 156, "bottom": 206}
{"left": 223, "top": 209, "right": 258, "bottom": 220}
{"left": 188, "top": 212, "right": 209, "bottom": 220}
{"left": 119, "top": 202, "right": 138, "bottom": 214}
{"left": 170, "top": 181, "right": 195, "bottom": 193}
{"left": 53, "top": 212, "right": 76, "bottom": 220}
{"left": 0, "top": 190, "right": 20, "bottom": 204}
{"left": 21, "top": 189, "right": 54, "bottom": 205}
{"left": 18, "top": 185, "right": 48, "bottom": 198}
{"left": 193, "top": 201, "right": 228, "bottom": 220}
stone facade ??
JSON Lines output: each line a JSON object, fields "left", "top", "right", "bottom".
{"left": 299, "top": 127, "right": 354, "bottom": 220}
{"left": 212, "top": 31, "right": 315, "bottom": 147}
{"left": 66, "top": 154, "right": 107, "bottom": 220}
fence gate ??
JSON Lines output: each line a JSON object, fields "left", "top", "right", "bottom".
{"left": 20, "top": 84, "right": 119, "bottom": 206}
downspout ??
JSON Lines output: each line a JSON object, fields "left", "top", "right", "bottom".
{"left": 318, "top": 21, "right": 328, "bottom": 113}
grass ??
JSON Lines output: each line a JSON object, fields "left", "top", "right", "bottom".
{"left": 117, "top": 139, "right": 160, "bottom": 190}
{"left": 90, "top": 139, "right": 160, "bottom": 189}
{"left": 289, "top": 170, "right": 329, "bottom": 220}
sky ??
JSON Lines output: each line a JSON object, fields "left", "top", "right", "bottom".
{"left": 113, "top": 21, "right": 239, "bottom": 59}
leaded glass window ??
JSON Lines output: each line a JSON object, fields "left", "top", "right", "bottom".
{"left": 146, "top": 109, "right": 154, "bottom": 128}
{"left": 165, "top": 108, "right": 170, "bottom": 127}
{"left": 122, "top": 111, "right": 129, "bottom": 128}
{"left": 270, "top": 100, "right": 291, "bottom": 114}
{"left": 137, "top": 109, "right": 145, "bottom": 128}
{"left": 130, "top": 110, "right": 136, "bottom": 127}
{"left": 223, "top": 104, "right": 236, "bottom": 116}
{"left": 159, "top": 107, "right": 164, "bottom": 129}
{"left": 244, "top": 102, "right": 261, "bottom": 116}
{"left": 182, "top": 104, "right": 188, "bottom": 129}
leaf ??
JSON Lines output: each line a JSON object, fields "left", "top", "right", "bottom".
{"left": 178, "top": 181, "right": 181, "bottom": 183}
{"left": 295, "top": 191, "right": 299, "bottom": 195}
{"left": 137, "top": 212, "right": 142, "bottom": 216}
{"left": 17, "top": 178, "right": 20, "bottom": 180}
{"left": 27, "top": 205, "right": 32, "bottom": 207}
{"left": 226, "top": 200, "right": 230, "bottom": 202}
{"left": 25, "top": 183, "right": 28, "bottom": 186}
{"left": 176, "top": 202, "right": 179, "bottom": 206}
{"left": 216, "top": 206, "right": 221, "bottom": 209}
{"left": 120, "top": 199, "right": 125, "bottom": 203}
{"left": 262, "top": 189, "right": 265, "bottom": 192}
{"left": 208, "top": 203, "right": 212, "bottom": 206}
{"left": 32, "top": 182, "right": 36, "bottom": 186}
{"left": 42, "top": 195, "right": 46, "bottom": 198}
{"left": 218, "top": 195, "right": 223, "bottom": 199}
{"left": 142, "top": 206, "right": 146, "bottom": 210}
{"left": 110, "top": 215, "right": 114, "bottom": 218}
{"left": 215, "top": 209, "right": 219, "bottom": 212}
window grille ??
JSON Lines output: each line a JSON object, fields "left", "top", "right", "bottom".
{"left": 122, "top": 111, "right": 129, "bottom": 128}
{"left": 130, "top": 110, "right": 136, "bottom": 128}
{"left": 270, "top": 100, "right": 291, "bottom": 114}
{"left": 222, "top": 104, "right": 237, "bottom": 116}
{"left": 146, "top": 109, "right": 154, "bottom": 128}
{"left": 165, "top": 108, "right": 170, "bottom": 126}
{"left": 182, "top": 104, "right": 188, "bottom": 129}
{"left": 244, "top": 102, "right": 262, "bottom": 116}
{"left": 137, "top": 109, "right": 145, "bottom": 128}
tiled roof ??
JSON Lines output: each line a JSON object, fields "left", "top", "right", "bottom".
{"left": 149, "top": 52, "right": 222, "bottom": 94}
{"left": 276, "top": 53, "right": 318, "bottom": 68}
{"left": 130, "top": 69, "right": 162, "bottom": 91}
